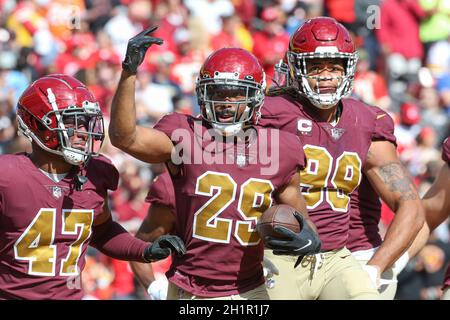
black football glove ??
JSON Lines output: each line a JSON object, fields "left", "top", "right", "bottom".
{"left": 265, "top": 212, "right": 321, "bottom": 267}
{"left": 122, "top": 26, "right": 163, "bottom": 75}
{"left": 143, "top": 235, "right": 186, "bottom": 262}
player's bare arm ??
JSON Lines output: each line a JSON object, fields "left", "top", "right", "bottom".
{"left": 130, "top": 204, "right": 175, "bottom": 289}
{"left": 364, "top": 140, "right": 425, "bottom": 274}
{"left": 109, "top": 27, "right": 173, "bottom": 163}
{"left": 408, "top": 163, "right": 450, "bottom": 258}
{"left": 275, "top": 173, "right": 317, "bottom": 234}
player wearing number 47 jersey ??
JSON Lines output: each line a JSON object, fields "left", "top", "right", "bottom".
{"left": 110, "top": 27, "right": 321, "bottom": 299}
{"left": 259, "top": 17, "right": 425, "bottom": 299}
{"left": 0, "top": 75, "right": 185, "bottom": 300}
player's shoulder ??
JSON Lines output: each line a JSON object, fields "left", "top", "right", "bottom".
{"left": 0, "top": 152, "right": 24, "bottom": 165}
{"left": 343, "top": 97, "right": 378, "bottom": 115}
{"left": 86, "top": 154, "right": 119, "bottom": 190}
{"left": 257, "top": 126, "right": 303, "bottom": 154}
{"left": 261, "top": 94, "right": 299, "bottom": 117}
{"left": 87, "top": 154, "right": 116, "bottom": 171}
{"left": 154, "top": 112, "right": 200, "bottom": 135}
{"left": 156, "top": 112, "right": 196, "bottom": 127}
{"left": 343, "top": 98, "right": 394, "bottom": 125}
{"left": 0, "top": 153, "right": 29, "bottom": 174}
{"left": 0, "top": 153, "right": 30, "bottom": 187}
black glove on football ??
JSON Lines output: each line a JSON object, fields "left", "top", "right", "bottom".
{"left": 122, "top": 26, "right": 163, "bottom": 75}
{"left": 265, "top": 212, "right": 321, "bottom": 256}
{"left": 143, "top": 235, "right": 186, "bottom": 262}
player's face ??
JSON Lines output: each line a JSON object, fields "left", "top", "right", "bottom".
{"left": 63, "top": 115, "right": 89, "bottom": 151}
{"left": 210, "top": 86, "right": 248, "bottom": 123}
{"left": 305, "top": 58, "right": 345, "bottom": 95}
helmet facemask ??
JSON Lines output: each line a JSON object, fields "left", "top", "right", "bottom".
{"left": 196, "top": 72, "right": 265, "bottom": 136}
{"left": 273, "top": 59, "right": 292, "bottom": 88}
{"left": 287, "top": 50, "right": 358, "bottom": 109}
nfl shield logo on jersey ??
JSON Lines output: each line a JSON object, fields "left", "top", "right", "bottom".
{"left": 329, "top": 127, "right": 346, "bottom": 141}
{"left": 52, "top": 186, "right": 62, "bottom": 199}
{"left": 236, "top": 153, "right": 247, "bottom": 167}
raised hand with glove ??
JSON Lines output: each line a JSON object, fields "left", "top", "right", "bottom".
{"left": 265, "top": 212, "right": 321, "bottom": 268}
{"left": 144, "top": 235, "right": 186, "bottom": 262}
{"left": 122, "top": 26, "right": 164, "bottom": 75}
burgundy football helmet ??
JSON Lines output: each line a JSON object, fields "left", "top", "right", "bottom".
{"left": 287, "top": 17, "right": 358, "bottom": 109}
{"left": 196, "top": 47, "right": 266, "bottom": 135}
{"left": 16, "top": 74, "right": 104, "bottom": 165}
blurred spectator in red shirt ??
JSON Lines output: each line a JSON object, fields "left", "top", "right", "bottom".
{"left": 376, "top": 0, "right": 426, "bottom": 81}
{"left": 324, "top": 0, "right": 356, "bottom": 28}
{"left": 154, "top": 0, "right": 189, "bottom": 35}
{"left": 252, "top": 6, "right": 289, "bottom": 86}
{"left": 354, "top": 49, "right": 391, "bottom": 111}
{"left": 109, "top": 259, "right": 136, "bottom": 299}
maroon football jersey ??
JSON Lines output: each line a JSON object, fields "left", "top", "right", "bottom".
{"left": 347, "top": 107, "right": 396, "bottom": 251}
{"left": 145, "top": 171, "right": 176, "bottom": 213}
{"left": 153, "top": 112, "right": 305, "bottom": 297}
{"left": 0, "top": 153, "right": 119, "bottom": 300}
{"left": 259, "top": 95, "right": 396, "bottom": 251}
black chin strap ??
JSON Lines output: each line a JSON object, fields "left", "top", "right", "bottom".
{"left": 74, "top": 156, "right": 91, "bottom": 191}
{"left": 75, "top": 175, "right": 87, "bottom": 191}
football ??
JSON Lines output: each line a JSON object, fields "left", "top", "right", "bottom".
{"left": 257, "top": 204, "right": 302, "bottom": 240}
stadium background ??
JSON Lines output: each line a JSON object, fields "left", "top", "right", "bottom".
{"left": 0, "top": 0, "right": 449, "bottom": 300}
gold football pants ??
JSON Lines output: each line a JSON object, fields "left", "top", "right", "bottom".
{"left": 264, "top": 247, "right": 380, "bottom": 300}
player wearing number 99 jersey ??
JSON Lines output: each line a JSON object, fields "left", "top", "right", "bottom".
{"left": 110, "top": 31, "right": 322, "bottom": 299}
{"left": 0, "top": 74, "right": 184, "bottom": 300}
{"left": 258, "top": 17, "right": 424, "bottom": 299}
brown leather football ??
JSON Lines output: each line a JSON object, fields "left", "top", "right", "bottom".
{"left": 257, "top": 204, "right": 302, "bottom": 240}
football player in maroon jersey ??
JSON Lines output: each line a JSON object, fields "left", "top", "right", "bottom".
{"left": 406, "top": 137, "right": 450, "bottom": 300}
{"left": 110, "top": 27, "right": 322, "bottom": 299}
{"left": 258, "top": 17, "right": 424, "bottom": 299}
{"left": 0, "top": 74, "right": 185, "bottom": 300}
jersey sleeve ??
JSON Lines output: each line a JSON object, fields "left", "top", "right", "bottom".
{"left": 279, "top": 131, "right": 306, "bottom": 187}
{"left": 442, "top": 137, "right": 450, "bottom": 165}
{"left": 153, "top": 112, "right": 185, "bottom": 145}
{"left": 371, "top": 107, "right": 397, "bottom": 146}
{"left": 96, "top": 155, "right": 120, "bottom": 191}
{"left": 258, "top": 95, "right": 292, "bottom": 130}
{"left": 145, "top": 172, "right": 176, "bottom": 213}
{"left": 88, "top": 155, "right": 120, "bottom": 193}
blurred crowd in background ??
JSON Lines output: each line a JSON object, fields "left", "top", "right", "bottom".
{"left": 0, "top": 0, "right": 449, "bottom": 300}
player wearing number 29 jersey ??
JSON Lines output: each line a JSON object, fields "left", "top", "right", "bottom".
{"left": 153, "top": 112, "right": 306, "bottom": 297}
{"left": 110, "top": 32, "right": 322, "bottom": 299}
